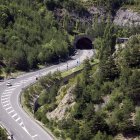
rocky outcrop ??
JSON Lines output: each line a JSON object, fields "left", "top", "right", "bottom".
{"left": 114, "top": 8, "right": 140, "bottom": 26}
{"left": 54, "top": 4, "right": 140, "bottom": 28}
{"left": 47, "top": 85, "right": 75, "bottom": 121}
{"left": 54, "top": 6, "right": 108, "bottom": 28}
{"left": 88, "top": 6, "right": 107, "bottom": 19}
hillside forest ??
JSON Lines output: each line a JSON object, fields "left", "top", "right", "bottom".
{"left": 0, "top": 0, "right": 140, "bottom": 139}
{"left": 0, "top": 0, "right": 140, "bottom": 78}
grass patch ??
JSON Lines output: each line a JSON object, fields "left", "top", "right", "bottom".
{"left": 61, "top": 64, "right": 83, "bottom": 78}
{"left": 61, "top": 59, "right": 99, "bottom": 78}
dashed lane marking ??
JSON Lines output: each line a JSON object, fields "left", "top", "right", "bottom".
{"left": 1, "top": 94, "right": 11, "bottom": 98}
{"left": 32, "top": 134, "right": 38, "bottom": 138}
{"left": 5, "top": 106, "right": 12, "bottom": 111}
{"left": 12, "top": 113, "right": 17, "bottom": 118}
{"left": 1, "top": 83, "right": 34, "bottom": 139}
{"left": 3, "top": 103, "right": 10, "bottom": 107}
{"left": 1, "top": 98, "right": 9, "bottom": 101}
{"left": 2, "top": 100, "right": 10, "bottom": 104}
{"left": 14, "top": 82, "right": 22, "bottom": 85}
{"left": 8, "top": 110, "right": 14, "bottom": 114}
{"left": 5, "top": 88, "right": 15, "bottom": 92}
{"left": 19, "top": 122, "right": 24, "bottom": 126}
{"left": 2, "top": 92, "right": 12, "bottom": 94}
{"left": 15, "top": 117, "right": 21, "bottom": 122}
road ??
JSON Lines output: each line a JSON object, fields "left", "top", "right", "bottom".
{"left": 0, "top": 50, "right": 94, "bottom": 140}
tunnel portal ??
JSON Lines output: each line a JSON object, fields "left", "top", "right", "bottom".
{"left": 74, "top": 36, "right": 93, "bottom": 50}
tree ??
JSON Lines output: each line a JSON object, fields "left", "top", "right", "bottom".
{"left": 76, "top": 123, "right": 92, "bottom": 140}
{"left": 118, "top": 35, "right": 140, "bottom": 68}
{"left": 127, "top": 70, "right": 140, "bottom": 101}
{"left": 92, "top": 131, "right": 113, "bottom": 140}
{"left": 73, "top": 77, "right": 84, "bottom": 100}
{"left": 83, "top": 59, "right": 92, "bottom": 84}
{"left": 89, "top": 113, "right": 109, "bottom": 134}
{"left": 0, "top": 5, "right": 13, "bottom": 28}
{"left": 14, "top": 50, "right": 29, "bottom": 71}
{"left": 0, "top": 127, "right": 7, "bottom": 140}
{"left": 135, "top": 108, "right": 140, "bottom": 131}
{"left": 97, "top": 22, "right": 119, "bottom": 81}
{"left": 28, "top": 51, "right": 38, "bottom": 69}
{"left": 83, "top": 103, "right": 95, "bottom": 120}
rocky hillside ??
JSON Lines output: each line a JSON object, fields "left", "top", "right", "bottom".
{"left": 114, "top": 8, "right": 140, "bottom": 26}
{"left": 50, "top": 1, "right": 140, "bottom": 29}
{"left": 47, "top": 85, "right": 75, "bottom": 121}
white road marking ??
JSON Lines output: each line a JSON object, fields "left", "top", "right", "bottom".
{"left": 19, "top": 122, "right": 24, "bottom": 126}
{"left": 2, "top": 100, "right": 9, "bottom": 104}
{"left": 11, "top": 85, "right": 21, "bottom": 88}
{"left": 3, "top": 103, "right": 10, "bottom": 107}
{"left": 14, "top": 82, "right": 22, "bottom": 85}
{"left": 5, "top": 88, "right": 15, "bottom": 92}
{"left": 5, "top": 106, "right": 12, "bottom": 111}
{"left": 22, "top": 126, "right": 30, "bottom": 135}
{"left": 8, "top": 110, "right": 14, "bottom": 114}
{"left": 3, "top": 92, "right": 12, "bottom": 94}
{"left": 12, "top": 113, "right": 17, "bottom": 118}
{"left": 32, "top": 134, "right": 38, "bottom": 138}
{"left": 15, "top": 117, "right": 20, "bottom": 122}
{"left": 0, "top": 50, "right": 94, "bottom": 140}
{"left": 1, "top": 97, "right": 9, "bottom": 101}
{"left": 1, "top": 94, "right": 10, "bottom": 98}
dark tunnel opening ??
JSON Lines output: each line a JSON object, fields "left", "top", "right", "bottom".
{"left": 76, "top": 37, "right": 93, "bottom": 50}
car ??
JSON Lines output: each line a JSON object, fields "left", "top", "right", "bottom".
{"left": 75, "top": 51, "right": 79, "bottom": 55}
{"left": 11, "top": 134, "right": 13, "bottom": 139}
{"left": 8, "top": 134, "right": 13, "bottom": 140}
{"left": 6, "top": 82, "right": 12, "bottom": 86}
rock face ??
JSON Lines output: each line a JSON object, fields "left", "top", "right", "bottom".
{"left": 88, "top": 6, "right": 106, "bottom": 19}
{"left": 54, "top": 5, "right": 140, "bottom": 28}
{"left": 47, "top": 86, "right": 75, "bottom": 121}
{"left": 114, "top": 8, "right": 140, "bottom": 26}
{"left": 54, "top": 6, "right": 107, "bottom": 28}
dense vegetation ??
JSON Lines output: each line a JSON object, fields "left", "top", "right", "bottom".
{"left": 1, "top": 0, "right": 139, "bottom": 139}
{"left": 48, "top": 30, "right": 139, "bottom": 139}
{"left": 23, "top": 32, "right": 140, "bottom": 140}
{"left": 0, "top": 127, "right": 7, "bottom": 140}
{"left": 0, "top": 0, "right": 140, "bottom": 77}
{"left": 60, "top": 35, "right": 140, "bottom": 140}
{"left": 0, "top": 0, "right": 74, "bottom": 76}
{"left": 23, "top": 72, "right": 62, "bottom": 113}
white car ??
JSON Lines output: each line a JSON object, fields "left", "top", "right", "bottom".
{"left": 75, "top": 51, "right": 79, "bottom": 55}
{"left": 6, "top": 82, "right": 12, "bottom": 86}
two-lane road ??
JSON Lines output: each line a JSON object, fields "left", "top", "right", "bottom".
{"left": 0, "top": 50, "right": 94, "bottom": 140}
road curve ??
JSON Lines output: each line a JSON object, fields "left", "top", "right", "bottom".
{"left": 0, "top": 50, "right": 94, "bottom": 140}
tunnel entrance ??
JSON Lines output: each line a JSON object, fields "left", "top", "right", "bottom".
{"left": 74, "top": 36, "right": 93, "bottom": 50}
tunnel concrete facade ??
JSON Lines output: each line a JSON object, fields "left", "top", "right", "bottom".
{"left": 74, "top": 35, "right": 93, "bottom": 50}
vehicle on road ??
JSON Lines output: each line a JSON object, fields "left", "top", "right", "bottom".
{"left": 75, "top": 51, "right": 79, "bottom": 55}
{"left": 6, "top": 82, "right": 12, "bottom": 86}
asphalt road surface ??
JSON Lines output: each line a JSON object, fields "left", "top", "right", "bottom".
{"left": 0, "top": 50, "right": 94, "bottom": 140}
